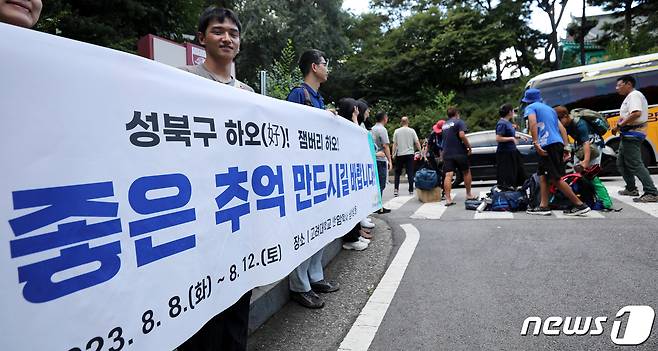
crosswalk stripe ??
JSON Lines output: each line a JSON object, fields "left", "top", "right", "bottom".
{"left": 608, "top": 185, "right": 658, "bottom": 217}
{"left": 551, "top": 210, "right": 605, "bottom": 219}
{"left": 383, "top": 195, "right": 413, "bottom": 210}
{"left": 474, "top": 211, "right": 514, "bottom": 219}
{"left": 410, "top": 202, "right": 448, "bottom": 219}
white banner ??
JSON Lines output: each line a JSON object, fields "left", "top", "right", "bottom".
{"left": 0, "top": 24, "right": 381, "bottom": 351}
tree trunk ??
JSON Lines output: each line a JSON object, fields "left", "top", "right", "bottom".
{"left": 580, "top": 0, "right": 586, "bottom": 65}
{"left": 494, "top": 54, "right": 503, "bottom": 86}
{"left": 624, "top": 0, "right": 632, "bottom": 46}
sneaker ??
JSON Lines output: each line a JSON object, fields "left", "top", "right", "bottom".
{"left": 290, "top": 290, "right": 324, "bottom": 309}
{"left": 310, "top": 279, "right": 340, "bottom": 293}
{"left": 358, "top": 236, "right": 371, "bottom": 244}
{"left": 360, "top": 218, "right": 375, "bottom": 229}
{"left": 633, "top": 193, "right": 658, "bottom": 203}
{"left": 618, "top": 189, "right": 639, "bottom": 196}
{"left": 342, "top": 240, "right": 368, "bottom": 251}
{"left": 526, "top": 207, "right": 551, "bottom": 216}
{"left": 393, "top": 189, "right": 399, "bottom": 197}
{"left": 377, "top": 208, "right": 391, "bottom": 214}
{"left": 564, "top": 203, "right": 591, "bottom": 216}
{"left": 409, "top": 191, "right": 414, "bottom": 195}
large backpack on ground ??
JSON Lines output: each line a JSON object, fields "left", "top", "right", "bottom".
{"left": 414, "top": 167, "right": 439, "bottom": 190}
{"left": 570, "top": 108, "right": 609, "bottom": 136}
{"left": 522, "top": 173, "right": 541, "bottom": 209}
{"left": 549, "top": 173, "right": 596, "bottom": 210}
{"left": 490, "top": 186, "right": 528, "bottom": 212}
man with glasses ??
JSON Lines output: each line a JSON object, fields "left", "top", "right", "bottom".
{"left": 286, "top": 49, "right": 339, "bottom": 309}
{"left": 287, "top": 49, "right": 329, "bottom": 108}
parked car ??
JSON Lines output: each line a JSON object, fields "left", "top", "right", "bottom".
{"left": 452, "top": 130, "right": 539, "bottom": 186}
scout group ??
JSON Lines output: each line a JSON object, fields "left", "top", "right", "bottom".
{"left": 3, "top": 3, "right": 654, "bottom": 351}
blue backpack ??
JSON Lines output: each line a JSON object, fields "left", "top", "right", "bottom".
{"left": 414, "top": 168, "right": 438, "bottom": 190}
{"left": 490, "top": 186, "right": 528, "bottom": 212}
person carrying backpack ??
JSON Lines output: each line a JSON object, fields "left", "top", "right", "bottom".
{"left": 425, "top": 119, "right": 445, "bottom": 172}
{"left": 555, "top": 106, "right": 613, "bottom": 209}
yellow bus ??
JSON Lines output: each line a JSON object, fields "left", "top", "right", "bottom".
{"left": 525, "top": 53, "right": 658, "bottom": 173}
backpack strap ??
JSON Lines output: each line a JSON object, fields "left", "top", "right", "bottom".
{"left": 286, "top": 85, "right": 314, "bottom": 107}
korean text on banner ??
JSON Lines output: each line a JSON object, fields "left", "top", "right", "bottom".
{"left": 0, "top": 23, "right": 381, "bottom": 351}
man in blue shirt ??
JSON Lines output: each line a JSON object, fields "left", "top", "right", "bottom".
{"left": 287, "top": 49, "right": 328, "bottom": 109}
{"left": 286, "top": 49, "right": 339, "bottom": 310}
{"left": 523, "top": 88, "right": 590, "bottom": 216}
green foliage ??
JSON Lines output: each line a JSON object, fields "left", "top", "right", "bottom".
{"left": 264, "top": 39, "right": 303, "bottom": 100}
{"left": 37, "top": 0, "right": 204, "bottom": 53}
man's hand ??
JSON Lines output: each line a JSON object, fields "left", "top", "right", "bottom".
{"left": 387, "top": 161, "right": 393, "bottom": 171}
{"left": 579, "top": 160, "right": 590, "bottom": 169}
{"left": 466, "top": 147, "right": 472, "bottom": 156}
{"left": 534, "top": 143, "right": 547, "bottom": 156}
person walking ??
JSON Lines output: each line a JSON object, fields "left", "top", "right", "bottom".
{"left": 372, "top": 112, "right": 393, "bottom": 213}
{"left": 392, "top": 117, "right": 421, "bottom": 196}
{"left": 442, "top": 107, "right": 475, "bottom": 205}
{"left": 612, "top": 75, "right": 658, "bottom": 202}
{"left": 495, "top": 104, "right": 527, "bottom": 189}
{"left": 523, "top": 88, "right": 590, "bottom": 216}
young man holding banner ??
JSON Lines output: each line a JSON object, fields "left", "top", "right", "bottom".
{"left": 178, "top": 7, "right": 252, "bottom": 351}
{"left": 286, "top": 49, "right": 341, "bottom": 309}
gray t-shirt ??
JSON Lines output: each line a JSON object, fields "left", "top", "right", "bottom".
{"left": 179, "top": 64, "right": 254, "bottom": 92}
{"left": 371, "top": 123, "right": 390, "bottom": 162}
{"left": 393, "top": 126, "right": 419, "bottom": 156}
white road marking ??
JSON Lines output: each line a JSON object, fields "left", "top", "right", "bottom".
{"left": 608, "top": 185, "right": 658, "bottom": 217}
{"left": 383, "top": 195, "right": 413, "bottom": 210}
{"left": 474, "top": 211, "right": 514, "bottom": 219}
{"left": 551, "top": 210, "right": 605, "bottom": 219}
{"left": 410, "top": 202, "right": 448, "bottom": 219}
{"left": 338, "top": 224, "right": 420, "bottom": 351}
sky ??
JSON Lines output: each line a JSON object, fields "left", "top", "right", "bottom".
{"left": 341, "top": 0, "right": 609, "bottom": 38}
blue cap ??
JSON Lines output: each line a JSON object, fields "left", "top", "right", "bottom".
{"left": 521, "top": 88, "right": 542, "bottom": 103}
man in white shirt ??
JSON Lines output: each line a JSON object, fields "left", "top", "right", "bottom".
{"left": 612, "top": 75, "right": 658, "bottom": 202}
{"left": 392, "top": 117, "right": 421, "bottom": 195}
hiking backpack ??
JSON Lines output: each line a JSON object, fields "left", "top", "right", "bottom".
{"left": 570, "top": 108, "right": 609, "bottom": 136}
{"left": 522, "top": 173, "right": 541, "bottom": 209}
{"left": 414, "top": 167, "right": 439, "bottom": 190}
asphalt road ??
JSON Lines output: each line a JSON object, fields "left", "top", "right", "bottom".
{"left": 368, "top": 176, "right": 658, "bottom": 351}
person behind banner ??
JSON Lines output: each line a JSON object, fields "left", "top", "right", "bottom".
{"left": 372, "top": 111, "right": 393, "bottom": 213}
{"left": 177, "top": 7, "right": 252, "bottom": 351}
{"left": 0, "top": 0, "right": 42, "bottom": 28}
{"left": 286, "top": 49, "right": 340, "bottom": 309}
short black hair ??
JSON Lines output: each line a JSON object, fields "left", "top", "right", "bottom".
{"left": 197, "top": 7, "right": 242, "bottom": 35}
{"left": 617, "top": 75, "right": 636, "bottom": 87}
{"left": 447, "top": 107, "right": 459, "bottom": 118}
{"left": 299, "top": 49, "right": 326, "bottom": 77}
{"left": 498, "top": 103, "right": 514, "bottom": 118}
{"left": 375, "top": 111, "right": 387, "bottom": 122}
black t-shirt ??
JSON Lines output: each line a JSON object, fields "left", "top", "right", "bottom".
{"left": 441, "top": 118, "right": 468, "bottom": 157}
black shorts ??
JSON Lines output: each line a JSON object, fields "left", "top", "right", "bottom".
{"left": 443, "top": 155, "right": 469, "bottom": 173}
{"left": 538, "top": 143, "right": 565, "bottom": 180}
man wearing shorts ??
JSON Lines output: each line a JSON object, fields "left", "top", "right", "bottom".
{"left": 523, "top": 88, "right": 590, "bottom": 216}
{"left": 442, "top": 107, "right": 474, "bottom": 205}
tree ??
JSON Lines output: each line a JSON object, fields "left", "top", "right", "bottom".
{"left": 265, "top": 39, "right": 303, "bottom": 100}
{"left": 535, "top": 0, "right": 570, "bottom": 69}
{"left": 37, "top": 0, "right": 204, "bottom": 53}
